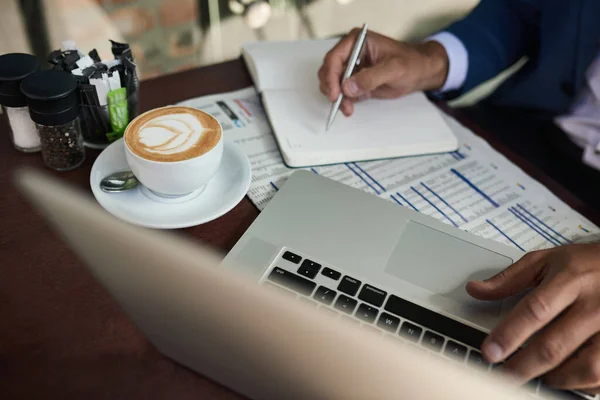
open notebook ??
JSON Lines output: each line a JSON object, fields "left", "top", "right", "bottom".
{"left": 241, "top": 38, "right": 459, "bottom": 167}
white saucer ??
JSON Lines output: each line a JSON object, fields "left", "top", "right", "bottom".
{"left": 84, "top": 141, "right": 109, "bottom": 150}
{"left": 90, "top": 138, "right": 252, "bottom": 229}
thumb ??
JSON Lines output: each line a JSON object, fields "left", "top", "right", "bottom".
{"left": 342, "top": 59, "right": 401, "bottom": 98}
{"left": 466, "top": 251, "right": 549, "bottom": 301}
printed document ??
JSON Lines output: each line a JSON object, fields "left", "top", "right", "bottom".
{"left": 178, "top": 87, "right": 600, "bottom": 252}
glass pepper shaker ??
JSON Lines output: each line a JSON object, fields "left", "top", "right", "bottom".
{"left": 0, "top": 53, "right": 41, "bottom": 152}
{"left": 21, "top": 70, "right": 85, "bottom": 171}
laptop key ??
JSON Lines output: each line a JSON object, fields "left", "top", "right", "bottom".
{"left": 467, "top": 350, "right": 489, "bottom": 369}
{"left": 384, "top": 294, "right": 487, "bottom": 349}
{"left": 282, "top": 251, "right": 301, "bottom": 264}
{"left": 421, "top": 331, "right": 445, "bottom": 352}
{"left": 376, "top": 313, "right": 400, "bottom": 333}
{"left": 399, "top": 322, "right": 423, "bottom": 342}
{"left": 301, "top": 259, "right": 321, "bottom": 272}
{"left": 358, "top": 284, "right": 387, "bottom": 307}
{"left": 444, "top": 341, "right": 467, "bottom": 361}
{"left": 268, "top": 267, "right": 316, "bottom": 296}
{"left": 298, "top": 265, "right": 318, "bottom": 279}
{"left": 338, "top": 276, "right": 361, "bottom": 296}
{"left": 313, "top": 286, "right": 337, "bottom": 305}
{"left": 322, "top": 267, "right": 341, "bottom": 280}
{"left": 334, "top": 294, "right": 358, "bottom": 314}
{"left": 355, "top": 303, "right": 378, "bottom": 324}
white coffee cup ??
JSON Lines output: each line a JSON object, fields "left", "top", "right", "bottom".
{"left": 124, "top": 106, "right": 224, "bottom": 198}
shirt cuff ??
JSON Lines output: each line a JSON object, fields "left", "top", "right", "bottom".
{"left": 426, "top": 31, "right": 468, "bottom": 92}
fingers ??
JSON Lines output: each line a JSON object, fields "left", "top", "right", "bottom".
{"left": 502, "top": 304, "right": 600, "bottom": 384}
{"left": 320, "top": 28, "right": 363, "bottom": 101}
{"left": 319, "top": 80, "right": 328, "bottom": 98}
{"left": 466, "top": 250, "right": 550, "bottom": 301}
{"left": 341, "top": 58, "right": 403, "bottom": 99}
{"left": 481, "top": 270, "right": 580, "bottom": 365}
{"left": 318, "top": 63, "right": 342, "bottom": 99}
{"left": 543, "top": 333, "right": 600, "bottom": 391}
{"left": 340, "top": 98, "right": 353, "bottom": 116}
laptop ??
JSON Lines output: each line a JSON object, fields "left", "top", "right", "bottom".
{"left": 13, "top": 167, "right": 591, "bottom": 400}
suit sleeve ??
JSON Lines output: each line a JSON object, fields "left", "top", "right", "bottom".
{"left": 439, "top": 0, "right": 540, "bottom": 99}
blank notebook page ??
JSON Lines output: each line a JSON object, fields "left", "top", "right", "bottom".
{"left": 262, "top": 86, "right": 458, "bottom": 167}
{"left": 243, "top": 39, "right": 339, "bottom": 91}
{"left": 242, "top": 38, "right": 458, "bottom": 167}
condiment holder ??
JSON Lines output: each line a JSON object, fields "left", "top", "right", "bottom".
{"left": 0, "top": 53, "right": 41, "bottom": 153}
{"left": 21, "top": 70, "right": 85, "bottom": 171}
{"left": 80, "top": 90, "right": 139, "bottom": 149}
{"left": 2, "top": 40, "right": 139, "bottom": 171}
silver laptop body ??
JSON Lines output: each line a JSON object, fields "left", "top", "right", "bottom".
{"left": 14, "top": 168, "right": 587, "bottom": 400}
{"left": 223, "top": 170, "right": 524, "bottom": 334}
{"left": 222, "top": 171, "right": 596, "bottom": 400}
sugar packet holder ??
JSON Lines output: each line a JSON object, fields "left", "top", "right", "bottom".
{"left": 48, "top": 40, "right": 140, "bottom": 148}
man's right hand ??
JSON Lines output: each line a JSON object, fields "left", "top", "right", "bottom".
{"left": 318, "top": 28, "right": 450, "bottom": 116}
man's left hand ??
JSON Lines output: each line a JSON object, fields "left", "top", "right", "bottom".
{"left": 467, "top": 243, "right": 600, "bottom": 393}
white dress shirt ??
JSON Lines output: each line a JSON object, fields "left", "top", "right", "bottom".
{"left": 430, "top": 32, "right": 600, "bottom": 171}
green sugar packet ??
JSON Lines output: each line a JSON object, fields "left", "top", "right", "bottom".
{"left": 106, "top": 131, "right": 122, "bottom": 142}
{"left": 107, "top": 87, "right": 129, "bottom": 141}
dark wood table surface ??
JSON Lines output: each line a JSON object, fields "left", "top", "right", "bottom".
{"left": 2, "top": 58, "right": 600, "bottom": 399}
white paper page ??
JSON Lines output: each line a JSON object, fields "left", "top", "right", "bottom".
{"left": 262, "top": 88, "right": 458, "bottom": 166}
{"left": 464, "top": 201, "right": 599, "bottom": 252}
{"left": 241, "top": 39, "right": 339, "bottom": 91}
{"left": 177, "top": 88, "right": 600, "bottom": 252}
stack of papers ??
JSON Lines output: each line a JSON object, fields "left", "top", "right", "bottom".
{"left": 178, "top": 87, "right": 600, "bottom": 253}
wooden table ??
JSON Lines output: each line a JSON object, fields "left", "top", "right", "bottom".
{"left": 2, "top": 59, "right": 599, "bottom": 399}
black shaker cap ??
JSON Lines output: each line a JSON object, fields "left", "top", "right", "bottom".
{"left": 0, "top": 53, "right": 40, "bottom": 107}
{"left": 21, "top": 69, "right": 79, "bottom": 126}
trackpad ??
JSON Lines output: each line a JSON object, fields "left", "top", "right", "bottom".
{"left": 384, "top": 221, "right": 514, "bottom": 314}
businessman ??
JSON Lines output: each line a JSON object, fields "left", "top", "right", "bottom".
{"left": 319, "top": 0, "right": 600, "bottom": 211}
{"left": 318, "top": 0, "right": 600, "bottom": 395}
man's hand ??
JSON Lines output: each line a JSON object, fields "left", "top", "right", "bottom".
{"left": 466, "top": 244, "right": 600, "bottom": 394}
{"left": 317, "top": 28, "right": 449, "bottom": 117}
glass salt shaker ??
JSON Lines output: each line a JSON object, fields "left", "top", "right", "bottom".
{"left": 21, "top": 70, "right": 85, "bottom": 171}
{"left": 0, "top": 53, "right": 41, "bottom": 152}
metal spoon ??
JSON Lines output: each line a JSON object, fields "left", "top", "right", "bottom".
{"left": 100, "top": 171, "right": 139, "bottom": 193}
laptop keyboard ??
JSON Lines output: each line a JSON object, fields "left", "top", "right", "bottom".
{"left": 262, "top": 249, "right": 597, "bottom": 400}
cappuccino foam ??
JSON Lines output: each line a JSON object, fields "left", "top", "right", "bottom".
{"left": 125, "top": 107, "right": 221, "bottom": 162}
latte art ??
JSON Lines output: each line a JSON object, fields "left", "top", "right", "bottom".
{"left": 139, "top": 113, "right": 205, "bottom": 155}
{"left": 125, "top": 107, "right": 221, "bottom": 162}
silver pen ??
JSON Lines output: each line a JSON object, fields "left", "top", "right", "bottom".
{"left": 326, "top": 23, "right": 368, "bottom": 131}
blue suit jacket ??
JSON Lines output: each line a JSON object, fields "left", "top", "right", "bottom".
{"left": 442, "top": 0, "right": 600, "bottom": 116}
